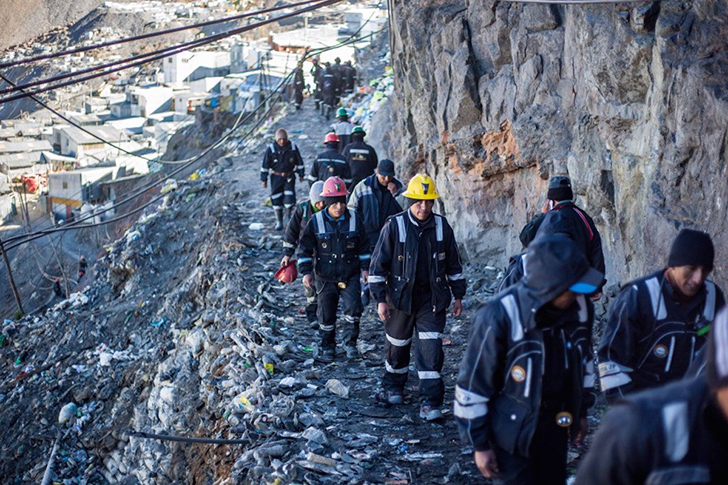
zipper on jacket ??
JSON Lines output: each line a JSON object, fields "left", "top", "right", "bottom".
{"left": 524, "top": 357, "right": 533, "bottom": 398}
{"left": 561, "top": 329, "right": 569, "bottom": 370}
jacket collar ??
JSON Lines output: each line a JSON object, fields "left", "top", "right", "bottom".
{"left": 323, "top": 208, "right": 349, "bottom": 224}
{"left": 552, "top": 200, "right": 574, "bottom": 210}
{"left": 406, "top": 209, "right": 435, "bottom": 229}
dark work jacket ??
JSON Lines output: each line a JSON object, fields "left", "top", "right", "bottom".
{"left": 455, "top": 285, "right": 596, "bottom": 455}
{"left": 369, "top": 210, "right": 466, "bottom": 314}
{"left": 331, "top": 121, "right": 354, "bottom": 154}
{"left": 310, "top": 64, "right": 323, "bottom": 87}
{"left": 307, "top": 147, "right": 351, "bottom": 186}
{"left": 343, "top": 65, "right": 356, "bottom": 92}
{"left": 321, "top": 68, "right": 336, "bottom": 102}
{"left": 598, "top": 270, "right": 724, "bottom": 399}
{"left": 297, "top": 209, "right": 371, "bottom": 282}
{"left": 497, "top": 251, "right": 527, "bottom": 292}
{"left": 283, "top": 200, "right": 317, "bottom": 257}
{"left": 536, "top": 200, "right": 606, "bottom": 288}
{"left": 260, "top": 141, "right": 304, "bottom": 181}
{"left": 575, "top": 376, "right": 728, "bottom": 485}
{"left": 342, "top": 140, "right": 378, "bottom": 188}
{"left": 347, "top": 174, "right": 403, "bottom": 250}
{"left": 331, "top": 62, "right": 343, "bottom": 94}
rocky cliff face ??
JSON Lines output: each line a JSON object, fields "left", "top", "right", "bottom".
{"left": 386, "top": 0, "right": 728, "bottom": 287}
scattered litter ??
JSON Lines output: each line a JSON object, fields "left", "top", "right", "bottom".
{"left": 325, "top": 379, "right": 350, "bottom": 399}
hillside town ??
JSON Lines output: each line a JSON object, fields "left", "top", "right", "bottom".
{"left": 0, "top": 0, "right": 384, "bottom": 232}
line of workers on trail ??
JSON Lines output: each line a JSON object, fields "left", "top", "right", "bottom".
{"left": 290, "top": 56, "right": 357, "bottom": 119}
{"left": 260, "top": 116, "right": 728, "bottom": 483}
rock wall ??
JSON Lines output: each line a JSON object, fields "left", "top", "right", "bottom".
{"left": 386, "top": 0, "right": 728, "bottom": 287}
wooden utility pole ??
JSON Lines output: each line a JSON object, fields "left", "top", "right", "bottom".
{"left": 0, "top": 239, "right": 24, "bottom": 316}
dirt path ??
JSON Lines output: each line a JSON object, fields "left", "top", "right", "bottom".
{"left": 0, "top": 93, "right": 500, "bottom": 484}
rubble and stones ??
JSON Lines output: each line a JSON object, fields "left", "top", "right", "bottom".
{"left": 0, "top": 42, "right": 507, "bottom": 483}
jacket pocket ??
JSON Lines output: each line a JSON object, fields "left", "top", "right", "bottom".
{"left": 490, "top": 394, "right": 530, "bottom": 455}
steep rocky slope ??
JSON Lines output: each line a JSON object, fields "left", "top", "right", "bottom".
{"left": 0, "top": 0, "right": 106, "bottom": 51}
{"left": 386, "top": 0, "right": 728, "bottom": 287}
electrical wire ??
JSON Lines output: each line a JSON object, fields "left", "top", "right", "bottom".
{"left": 0, "top": 0, "right": 328, "bottom": 70}
{"left": 4, "top": 27, "right": 386, "bottom": 249}
{"left": 0, "top": 0, "right": 341, "bottom": 105}
{"left": 0, "top": 1, "right": 351, "bottom": 235}
{"left": 3, "top": 22, "right": 385, "bottom": 252}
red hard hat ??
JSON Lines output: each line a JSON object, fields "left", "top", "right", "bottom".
{"left": 324, "top": 133, "right": 339, "bottom": 144}
{"left": 274, "top": 260, "right": 298, "bottom": 284}
{"left": 321, "top": 176, "right": 349, "bottom": 197}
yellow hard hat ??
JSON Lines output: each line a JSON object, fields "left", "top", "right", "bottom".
{"left": 403, "top": 173, "right": 440, "bottom": 200}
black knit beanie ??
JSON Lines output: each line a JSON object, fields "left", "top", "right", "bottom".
{"left": 547, "top": 176, "right": 573, "bottom": 201}
{"left": 667, "top": 229, "right": 714, "bottom": 271}
{"left": 325, "top": 195, "right": 347, "bottom": 207}
{"left": 706, "top": 308, "right": 728, "bottom": 390}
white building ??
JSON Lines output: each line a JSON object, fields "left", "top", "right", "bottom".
{"left": 172, "top": 91, "right": 208, "bottom": 114}
{"left": 163, "top": 51, "right": 230, "bottom": 86}
{"left": 55, "top": 125, "right": 128, "bottom": 157}
{"left": 0, "top": 139, "right": 53, "bottom": 156}
{"left": 127, "top": 86, "right": 174, "bottom": 117}
{"left": 48, "top": 166, "right": 119, "bottom": 219}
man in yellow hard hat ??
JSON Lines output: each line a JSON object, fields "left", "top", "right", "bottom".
{"left": 369, "top": 174, "right": 467, "bottom": 421}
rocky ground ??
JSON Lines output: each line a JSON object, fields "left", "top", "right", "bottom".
{"left": 0, "top": 56, "right": 521, "bottom": 483}
{"left": 0, "top": 31, "right": 611, "bottom": 484}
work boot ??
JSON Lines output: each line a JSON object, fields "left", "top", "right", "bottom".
{"left": 344, "top": 345, "right": 358, "bottom": 359}
{"left": 419, "top": 405, "right": 443, "bottom": 421}
{"left": 274, "top": 210, "right": 284, "bottom": 230}
{"left": 317, "top": 348, "right": 335, "bottom": 363}
{"left": 377, "top": 390, "right": 404, "bottom": 405}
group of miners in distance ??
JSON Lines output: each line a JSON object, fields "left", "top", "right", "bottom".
{"left": 260, "top": 103, "right": 728, "bottom": 483}
{"left": 290, "top": 56, "right": 356, "bottom": 119}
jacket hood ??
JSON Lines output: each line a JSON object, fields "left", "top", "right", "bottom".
{"left": 515, "top": 234, "right": 597, "bottom": 330}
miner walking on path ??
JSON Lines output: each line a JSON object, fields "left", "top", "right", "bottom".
{"left": 455, "top": 235, "right": 601, "bottom": 485}
{"left": 536, "top": 175, "right": 605, "bottom": 297}
{"left": 291, "top": 61, "right": 305, "bottom": 110}
{"left": 298, "top": 177, "right": 371, "bottom": 362}
{"left": 597, "top": 228, "right": 725, "bottom": 400}
{"left": 576, "top": 306, "right": 728, "bottom": 484}
{"left": 261, "top": 128, "right": 305, "bottom": 230}
{"left": 282, "top": 181, "right": 326, "bottom": 330}
{"left": 342, "top": 126, "right": 378, "bottom": 189}
{"left": 369, "top": 174, "right": 466, "bottom": 421}
{"left": 308, "top": 133, "right": 351, "bottom": 187}
{"left": 331, "top": 108, "right": 354, "bottom": 154}
{"left": 347, "top": 159, "right": 402, "bottom": 252}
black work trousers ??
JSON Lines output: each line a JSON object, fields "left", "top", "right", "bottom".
{"left": 294, "top": 84, "right": 304, "bottom": 108}
{"left": 270, "top": 173, "right": 296, "bottom": 208}
{"left": 316, "top": 275, "right": 362, "bottom": 350}
{"left": 382, "top": 297, "right": 446, "bottom": 406}
{"left": 493, "top": 410, "right": 569, "bottom": 485}
{"left": 303, "top": 283, "right": 318, "bottom": 324}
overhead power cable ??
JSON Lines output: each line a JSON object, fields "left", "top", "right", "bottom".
{"left": 0, "top": 0, "right": 341, "bottom": 105}
{"left": 0, "top": 72, "right": 170, "bottom": 163}
{"left": 3, "top": 24, "right": 383, "bottom": 251}
{"left": 0, "top": 0, "right": 326, "bottom": 70}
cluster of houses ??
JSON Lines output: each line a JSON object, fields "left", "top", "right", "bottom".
{"left": 0, "top": 1, "right": 386, "bottom": 226}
